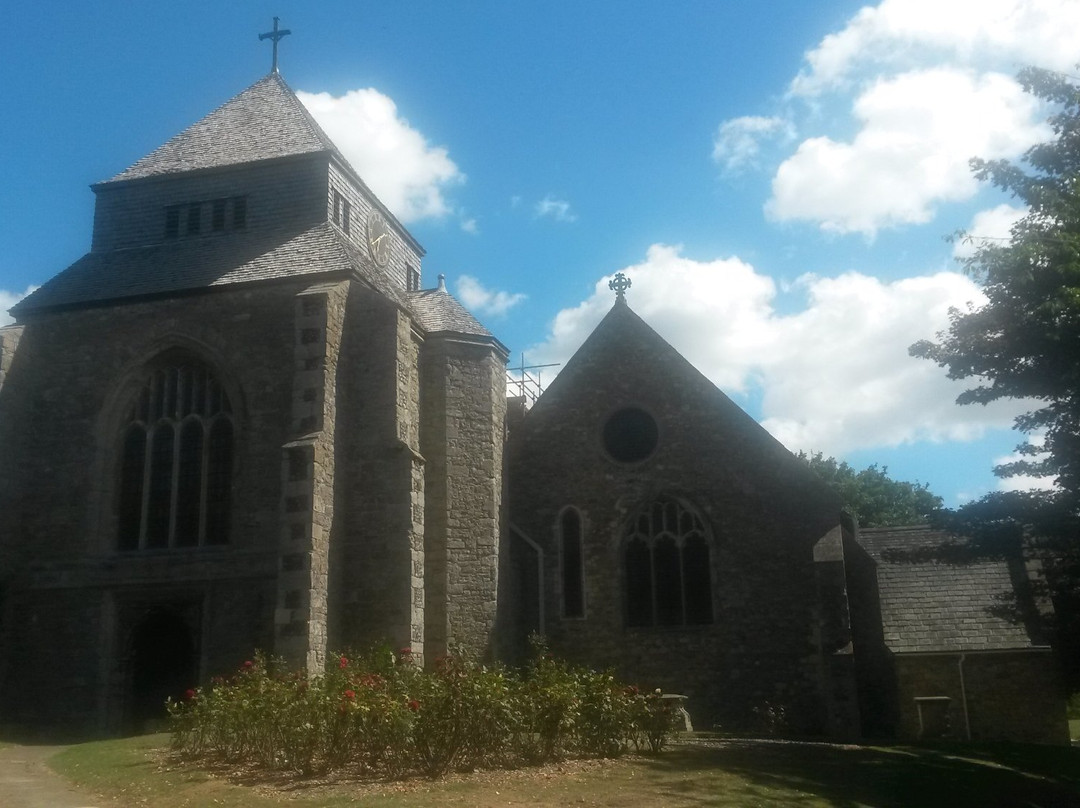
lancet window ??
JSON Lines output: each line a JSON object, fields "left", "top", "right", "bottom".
{"left": 560, "top": 507, "right": 585, "bottom": 618}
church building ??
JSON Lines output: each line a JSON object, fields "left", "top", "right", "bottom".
{"left": 0, "top": 62, "right": 1068, "bottom": 743}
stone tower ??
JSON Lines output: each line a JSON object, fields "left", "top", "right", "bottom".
{"left": 0, "top": 71, "right": 507, "bottom": 733}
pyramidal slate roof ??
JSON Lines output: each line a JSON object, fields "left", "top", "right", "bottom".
{"left": 11, "top": 70, "right": 492, "bottom": 345}
{"left": 105, "top": 72, "right": 337, "bottom": 183}
{"left": 409, "top": 282, "right": 502, "bottom": 346}
{"left": 857, "top": 525, "right": 1045, "bottom": 654}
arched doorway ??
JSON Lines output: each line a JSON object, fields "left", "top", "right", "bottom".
{"left": 126, "top": 609, "right": 197, "bottom": 731}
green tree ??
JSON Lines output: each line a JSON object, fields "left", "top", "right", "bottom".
{"left": 798, "top": 452, "right": 943, "bottom": 528}
{"left": 910, "top": 66, "right": 1080, "bottom": 689}
{"left": 911, "top": 66, "right": 1080, "bottom": 502}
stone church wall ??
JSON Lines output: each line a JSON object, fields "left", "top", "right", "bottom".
{"left": 330, "top": 285, "right": 426, "bottom": 658}
{"left": 421, "top": 335, "right": 507, "bottom": 660}
{"left": 894, "top": 652, "right": 1068, "bottom": 744}
{"left": 273, "top": 280, "right": 350, "bottom": 673}
{"left": 0, "top": 281, "right": 315, "bottom": 732}
{"left": 0, "top": 325, "right": 22, "bottom": 396}
{"left": 506, "top": 307, "right": 854, "bottom": 735}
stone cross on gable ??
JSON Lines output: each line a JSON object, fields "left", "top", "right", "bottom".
{"left": 259, "top": 17, "right": 292, "bottom": 74}
{"left": 609, "top": 272, "right": 632, "bottom": 302}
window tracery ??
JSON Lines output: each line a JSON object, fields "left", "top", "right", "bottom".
{"left": 116, "top": 357, "right": 234, "bottom": 550}
{"left": 624, "top": 498, "right": 712, "bottom": 627}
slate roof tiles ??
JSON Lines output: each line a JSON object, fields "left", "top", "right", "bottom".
{"left": 105, "top": 73, "right": 337, "bottom": 183}
{"left": 857, "top": 525, "right": 1042, "bottom": 654}
{"left": 409, "top": 285, "right": 496, "bottom": 340}
{"left": 12, "top": 71, "right": 493, "bottom": 347}
{"left": 14, "top": 223, "right": 353, "bottom": 313}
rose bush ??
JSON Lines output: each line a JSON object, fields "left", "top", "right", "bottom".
{"left": 169, "top": 642, "right": 680, "bottom": 779}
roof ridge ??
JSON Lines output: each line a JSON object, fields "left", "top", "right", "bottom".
{"left": 268, "top": 72, "right": 339, "bottom": 155}
{"left": 102, "top": 73, "right": 335, "bottom": 184}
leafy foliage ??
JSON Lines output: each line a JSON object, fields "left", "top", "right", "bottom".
{"left": 911, "top": 66, "right": 1080, "bottom": 499}
{"left": 798, "top": 452, "right": 943, "bottom": 527}
{"left": 168, "top": 643, "right": 680, "bottom": 780}
{"left": 910, "top": 66, "right": 1080, "bottom": 689}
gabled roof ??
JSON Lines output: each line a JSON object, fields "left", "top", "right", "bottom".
{"left": 520, "top": 297, "right": 839, "bottom": 507}
{"left": 103, "top": 73, "right": 337, "bottom": 184}
{"left": 857, "top": 525, "right": 1045, "bottom": 654}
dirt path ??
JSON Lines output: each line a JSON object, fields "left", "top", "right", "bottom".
{"left": 0, "top": 743, "right": 103, "bottom": 808}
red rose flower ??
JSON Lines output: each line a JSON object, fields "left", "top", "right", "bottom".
{"left": 339, "top": 655, "right": 349, "bottom": 669}
{"left": 242, "top": 660, "right": 253, "bottom": 670}
{"left": 344, "top": 689, "right": 356, "bottom": 701}
{"left": 184, "top": 688, "right": 196, "bottom": 701}
{"left": 408, "top": 699, "right": 420, "bottom": 712}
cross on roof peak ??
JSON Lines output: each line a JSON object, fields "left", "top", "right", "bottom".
{"left": 609, "top": 272, "right": 631, "bottom": 303}
{"left": 259, "top": 17, "right": 292, "bottom": 74}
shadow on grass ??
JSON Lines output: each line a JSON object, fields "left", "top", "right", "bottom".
{"left": 49, "top": 732, "right": 1080, "bottom": 808}
{"left": 642, "top": 737, "right": 1080, "bottom": 808}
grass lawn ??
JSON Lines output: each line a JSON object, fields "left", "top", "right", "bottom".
{"left": 48, "top": 733, "right": 1080, "bottom": 807}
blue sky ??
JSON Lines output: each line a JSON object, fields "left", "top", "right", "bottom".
{"left": 2, "top": 1, "right": 1075, "bottom": 507}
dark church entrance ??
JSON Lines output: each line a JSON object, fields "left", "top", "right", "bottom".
{"left": 125, "top": 608, "right": 198, "bottom": 731}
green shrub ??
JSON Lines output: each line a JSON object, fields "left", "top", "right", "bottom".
{"left": 632, "top": 689, "right": 681, "bottom": 753}
{"left": 511, "top": 650, "right": 580, "bottom": 763}
{"left": 574, "top": 668, "right": 632, "bottom": 757}
{"left": 168, "top": 643, "right": 679, "bottom": 780}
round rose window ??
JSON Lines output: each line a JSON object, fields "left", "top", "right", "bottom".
{"left": 602, "top": 407, "right": 658, "bottom": 463}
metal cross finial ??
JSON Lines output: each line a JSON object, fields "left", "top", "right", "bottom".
{"left": 259, "top": 17, "right": 292, "bottom": 74}
{"left": 609, "top": 272, "right": 632, "bottom": 302}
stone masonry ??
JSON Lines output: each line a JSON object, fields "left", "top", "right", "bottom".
{"left": 504, "top": 300, "right": 860, "bottom": 736}
{"left": 0, "top": 66, "right": 1066, "bottom": 745}
{"left": 0, "top": 71, "right": 506, "bottom": 733}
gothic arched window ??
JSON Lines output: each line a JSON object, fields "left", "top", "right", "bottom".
{"left": 560, "top": 507, "right": 585, "bottom": 618}
{"left": 623, "top": 499, "right": 712, "bottom": 627}
{"left": 116, "top": 357, "right": 234, "bottom": 551}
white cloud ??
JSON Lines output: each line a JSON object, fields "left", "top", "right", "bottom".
{"left": 528, "top": 244, "right": 775, "bottom": 392}
{"left": 527, "top": 245, "right": 1030, "bottom": 456}
{"left": 297, "top": 88, "right": 463, "bottom": 222}
{"left": 534, "top": 195, "right": 577, "bottom": 223}
{"left": 767, "top": 68, "right": 1047, "bottom": 235}
{"left": 756, "top": 270, "right": 1026, "bottom": 453}
{"left": 789, "top": 0, "right": 1080, "bottom": 98}
{"left": 456, "top": 275, "right": 526, "bottom": 318}
{"left": 738, "top": 0, "right": 1073, "bottom": 236}
{"left": 712, "top": 115, "right": 795, "bottom": 172}
{"left": 953, "top": 203, "right": 1027, "bottom": 259}
{"left": 0, "top": 286, "right": 37, "bottom": 326}
{"left": 460, "top": 217, "right": 479, "bottom": 235}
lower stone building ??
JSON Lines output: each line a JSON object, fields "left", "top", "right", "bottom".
{"left": 0, "top": 66, "right": 1069, "bottom": 743}
{"left": 846, "top": 526, "right": 1068, "bottom": 743}
{"left": 501, "top": 294, "right": 860, "bottom": 737}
